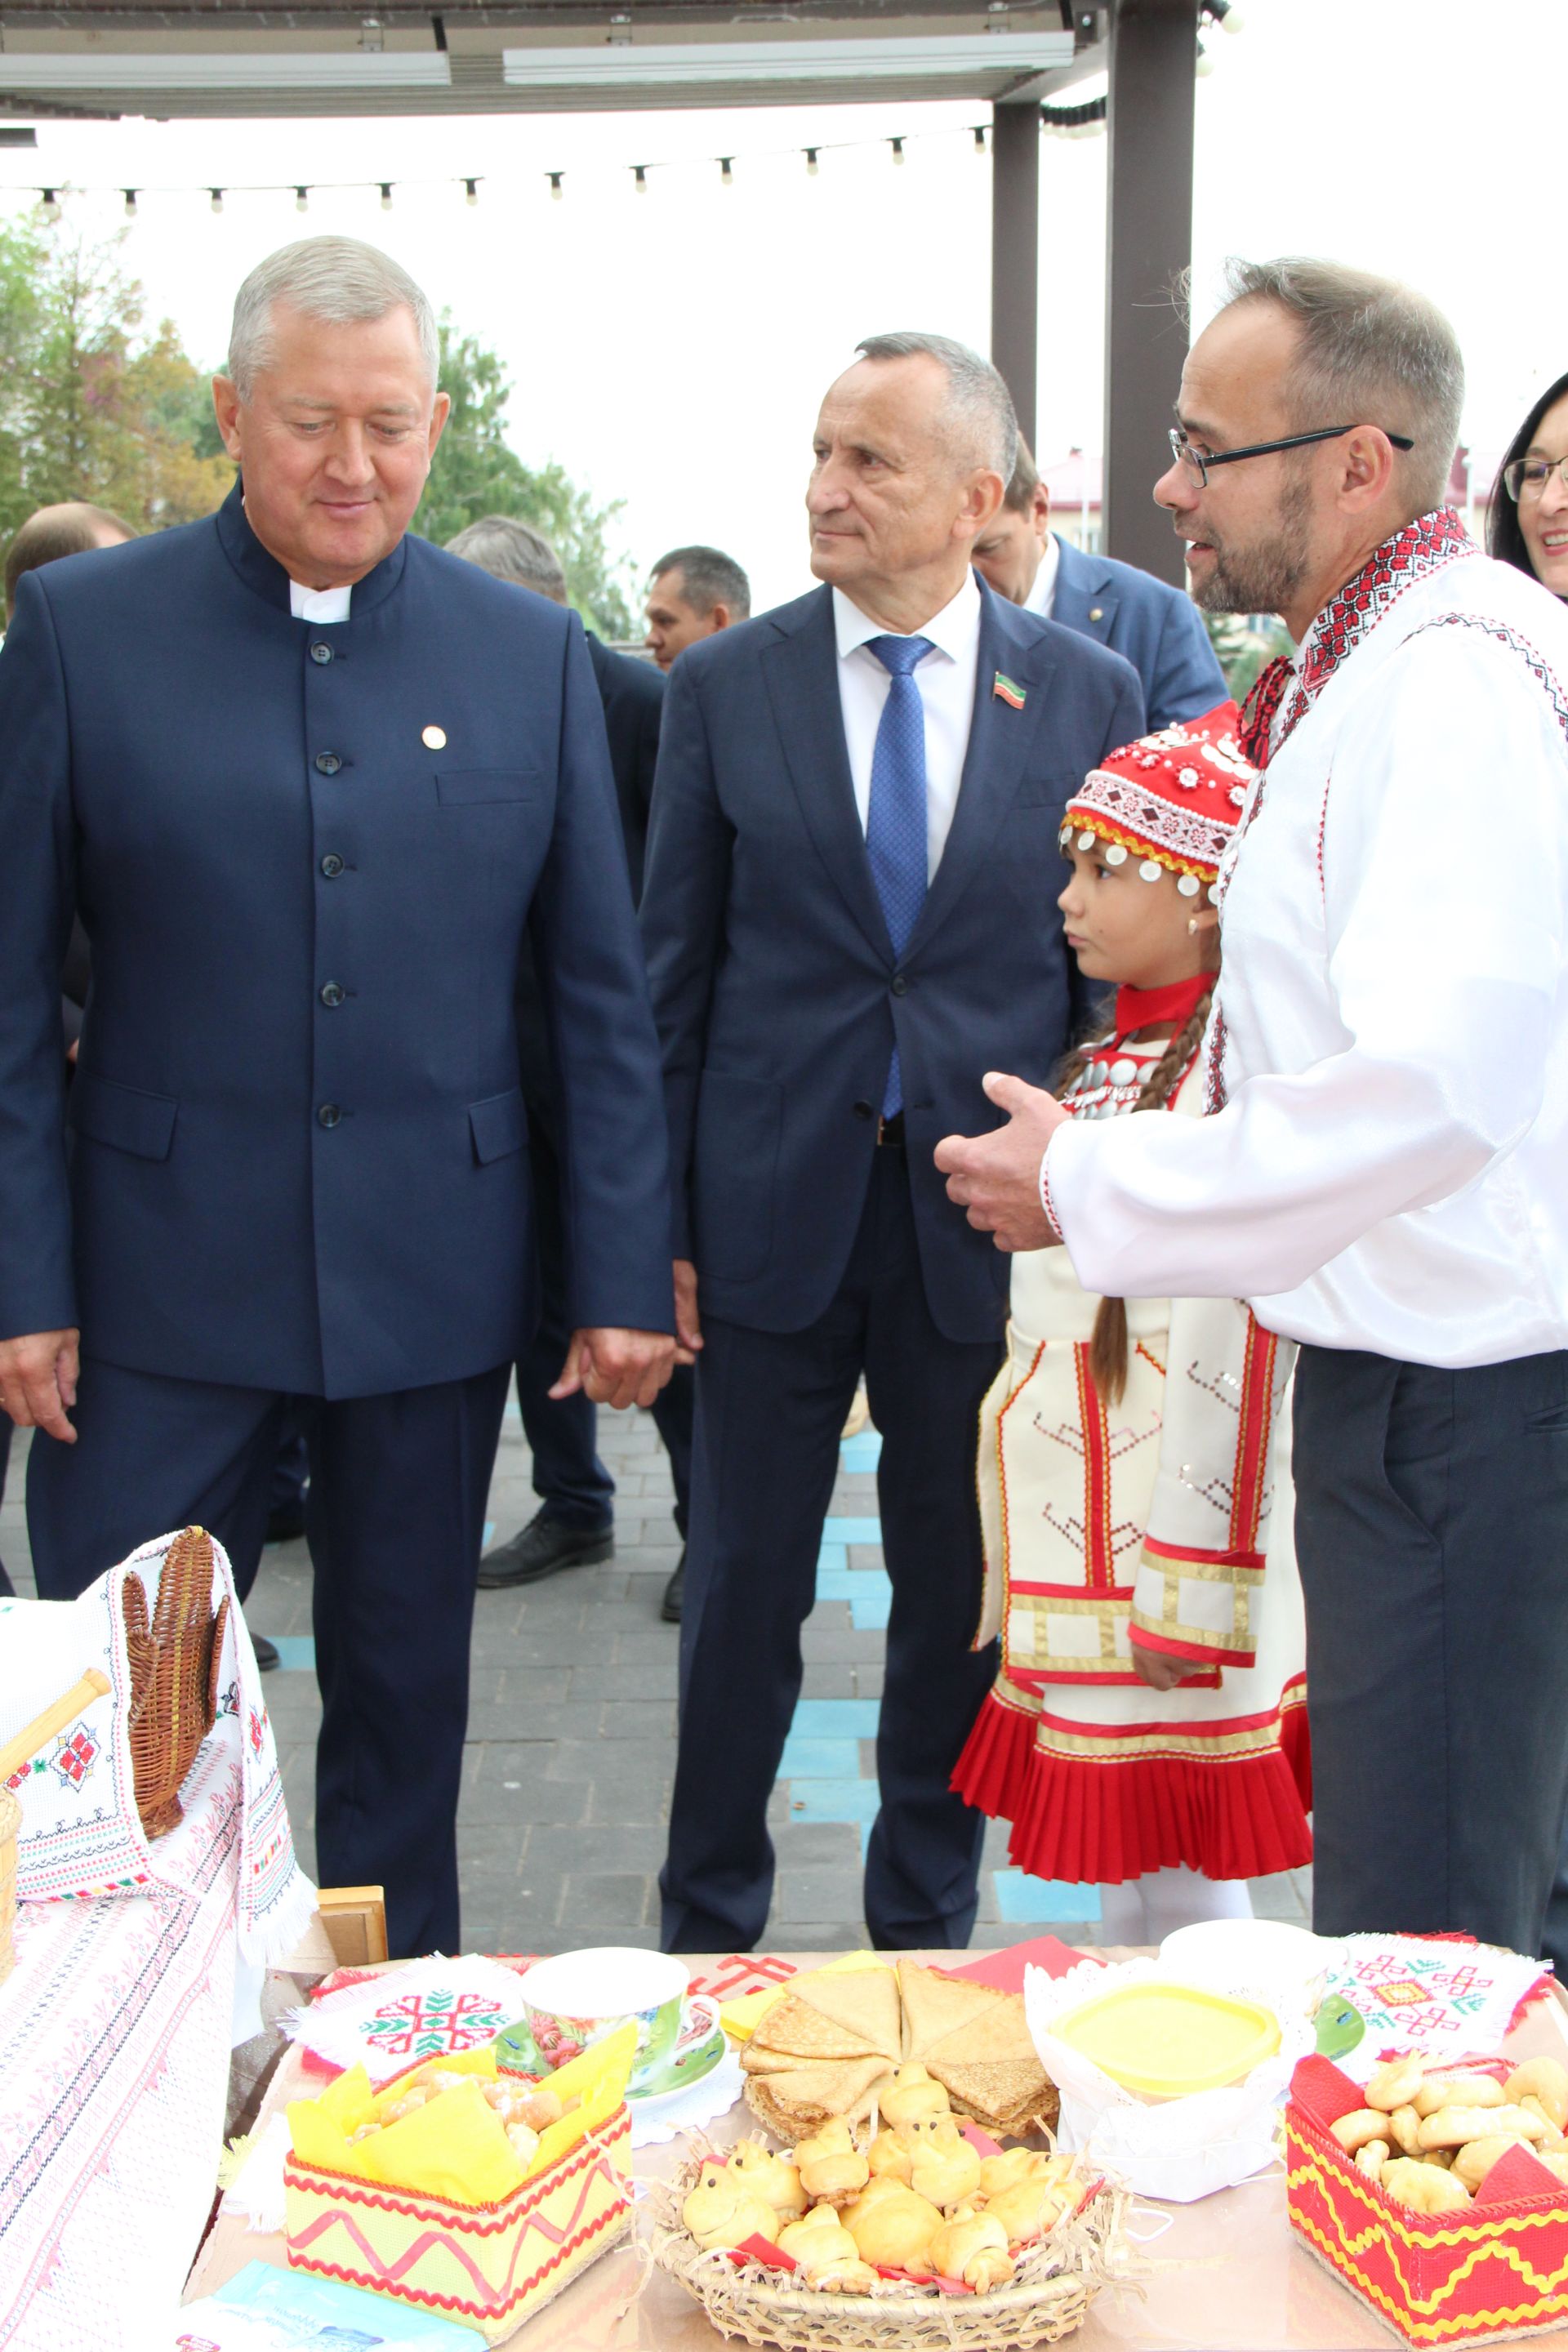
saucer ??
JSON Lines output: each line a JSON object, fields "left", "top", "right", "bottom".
{"left": 628, "top": 1996, "right": 728, "bottom": 2105}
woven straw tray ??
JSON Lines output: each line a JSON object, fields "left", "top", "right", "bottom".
{"left": 645, "top": 2149, "right": 1139, "bottom": 2352}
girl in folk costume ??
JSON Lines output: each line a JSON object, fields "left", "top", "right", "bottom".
{"left": 951, "top": 704, "right": 1311, "bottom": 1942}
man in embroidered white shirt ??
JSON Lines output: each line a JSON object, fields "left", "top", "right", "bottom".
{"left": 938, "top": 258, "right": 1568, "bottom": 1959}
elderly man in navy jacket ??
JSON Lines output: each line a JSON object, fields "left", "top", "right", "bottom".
{"left": 0, "top": 238, "right": 675, "bottom": 1956}
{"left": 643, "top": 332, "right": 1144, "bottom": 1953}
{"left": 973, "top": 439, "right": 1225, "bottom": 730}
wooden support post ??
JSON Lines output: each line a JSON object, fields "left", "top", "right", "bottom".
{"left": 990, "top": 101, "right": 1040, "bottom": 454}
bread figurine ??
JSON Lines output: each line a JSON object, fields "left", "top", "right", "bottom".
{"left": 728, "top": 2135, "right": 809, "bottom": 2221}
{"left": 1507, "top": 2059, "right": 1568, "bottom": 2127}
{"left": 1414, "top": 2072, "right": 1505, "bottom": 2118}
{"left": 1530, "top": 2146, "right": 1568, "bottom": 2187}
{"left": 843, "top": 2180, "right": 945, "bottom": 2274}
{"left": 682, "top": 2162, "right": 782, "bottom": 2252}
{"left": 1379, "top": 2157, "right": 1472, "bottom": 2216}
{"left": 931, "top": 2203, "right": 1014, "bottom": 2293}
{"left": 880, "top": 2062, "right": 951, "bottom": 2129}
{"left": 902, "top": 2113, "right": 982, "bottom": 2211}
{"left": 1419, "top": 2102, "right": 1553, "bottom": 2150}
{"left": 987, "top": 2169, "right": 1074, "bottom": 2246}
{"left": 1355, "top": 2139, "right": 1390, "bottom": 2184}
{"left": 1366, "top": 2057, "right": 1426, "bottom": 2113}
{"left": 1333, "top": 2108, "right": 1399, "bottom": 2154}
{"left": 775, "top": 2205, "right": 879, "bottom": 2293}
{"left": 1387, "top": 2104, "right": 1424, "bottom": 2155}
{"left": 978, "top": 2146, "right": 1052, "bottom": 2198}
{"left": 1453, "top": 2133, "right": 1538, "bottom": 2192}
{"left": 796, "top": 2116, "right": 871, "bottom": 2205}
{"left": 866, "top": 2128, "right": 914, "bottom": 2184}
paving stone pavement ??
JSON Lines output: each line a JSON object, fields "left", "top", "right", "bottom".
{"left": 0, "top": 1400, "right": 1312, "bottom": 1954}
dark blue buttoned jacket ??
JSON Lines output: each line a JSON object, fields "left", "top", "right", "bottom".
{"left": 0, "top": 483, "right": 674, "bottom": 1397}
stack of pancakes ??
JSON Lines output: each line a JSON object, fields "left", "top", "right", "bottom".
{"left": 741, "top": 1958, "right": 1055, "bottom": 2142}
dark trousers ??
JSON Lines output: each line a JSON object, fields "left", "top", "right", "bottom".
{"left": 661, "top": 1147, "right": 1000, "bottom": 1953}
{"left": 517, "top": 1117, "right": 694, "bottom": 1539}
{"left": 27, "top": 1354, "right": 510, "bottom": 1958}
{"left": 1294, "top": 1343, "right": 1568, "bottom": 1957}
{"left": 0, "top": 1411, "right": 12, "bottom": 1597}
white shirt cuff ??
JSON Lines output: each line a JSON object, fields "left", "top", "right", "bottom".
{"left": 1039, "top": 1138, "right": 1063, "bottom": 1241}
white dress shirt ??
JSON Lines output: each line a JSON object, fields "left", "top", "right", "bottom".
{"left": 289, "top": 579, "right": 353, "bottom": 623}
{"left": 1023, "top": 530, "right": 1062, "bottom": 621}
{"left": 1044, "top": 541, "right": 1568, "bottom": 1370}
{"left": 832, "top": 572, "right": 981, "bottom": 882}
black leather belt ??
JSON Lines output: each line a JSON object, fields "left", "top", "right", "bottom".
{"left": 876, "top": 1111, "right": 906, "bottom": 1149}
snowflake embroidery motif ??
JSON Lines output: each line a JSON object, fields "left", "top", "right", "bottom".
{"left": 49, "top": 1724, "right": 100, "bottom": 1790}
{"left": 364, "top": 1987, "right": 514, "bottom": 2060}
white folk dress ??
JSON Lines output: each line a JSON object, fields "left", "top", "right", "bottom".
{"left": 953, "top": 1034, "right": 1312, "bottom": 1886}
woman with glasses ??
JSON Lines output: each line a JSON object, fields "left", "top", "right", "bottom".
{"left": 1490, "top": 372, "right": 1568, "bottom": 598}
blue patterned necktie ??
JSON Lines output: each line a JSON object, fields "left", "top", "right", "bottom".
{"left": 865, "top": 634, "right": 933, "bottom": 1118}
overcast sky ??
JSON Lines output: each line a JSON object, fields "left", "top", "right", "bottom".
{"left": 0, "top": 0, "right": 1549, "bottom": 614}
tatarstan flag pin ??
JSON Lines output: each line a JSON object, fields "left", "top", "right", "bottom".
{"left": 993, "top": 671, "right": 1026, "bottom": 708}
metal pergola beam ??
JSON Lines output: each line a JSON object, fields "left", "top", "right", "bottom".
{"left": 990, "top": 100, "right": 1040, "bottom": 453}
{"left": 1102, "top": 0, "right": 1198, "bottom": 582}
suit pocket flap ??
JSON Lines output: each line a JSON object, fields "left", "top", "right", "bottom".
{"left": 437, "top": 768, "right": 543, "bottom": 805}
{"left": 469, "top": 1086, "right": 528, "bottom": 1165}
{"left": 69, "top": 1071, "right": 177, "bottom": 1161}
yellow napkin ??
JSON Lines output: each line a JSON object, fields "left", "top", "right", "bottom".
{"left": 720, "top": 1950, "right": 886, "bottom": 2042}
{"left": 287, "top": 2021, "right": 639, "bottom": 2205}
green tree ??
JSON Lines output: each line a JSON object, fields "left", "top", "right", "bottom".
{"left": 1202, "top": 608, "right": 1294, "bottom": 703}
{"left": 422, "top": 318, "right": 635, "bottom": 638}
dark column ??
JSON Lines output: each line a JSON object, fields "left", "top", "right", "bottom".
{"left": 1102, "top": 0, "right": 1200, "bottom": 582}
{"left": 990, "top": 102, "right": 1040, "bottom": 452}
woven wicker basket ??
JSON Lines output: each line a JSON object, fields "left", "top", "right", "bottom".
{"left": 0, "top": 1784, "right": 20, "bottom": 1988}
{"left": 646, "top": 2153, "right": 1138, "bottom": 2352}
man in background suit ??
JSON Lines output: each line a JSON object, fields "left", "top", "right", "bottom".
{"left": 644, "top": 545, "right": 750, "bottom": 674}
{"left": 447, "top": 517, "right": 694, "bottom": 1613}
{"left": 643, "top": 332, "right": 1144, "bottom": 1953}
{"left": 973, "top": 439, "right": 1225, "bottom": 730}
{"left": 0, "top": 238, "right": 675, "bottom": 1955}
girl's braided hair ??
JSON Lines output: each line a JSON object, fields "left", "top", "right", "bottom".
{"left": 1052, "top": 984, "right": 1215, "bottom": 1405}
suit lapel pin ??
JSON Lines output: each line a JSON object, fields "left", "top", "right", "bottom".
{"left": 1089, "top": 606, "right": 1104, "bottom": 622}
{"left": 421, "top": 725, "right": 448, "bottom": 750}
{"left": 992, "top": 671, "right": 1026, "bottom": 710}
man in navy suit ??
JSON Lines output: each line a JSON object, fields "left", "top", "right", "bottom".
{"left": 972, "top": 439, "right": 1225, "bottom": 730}
{"left": 0, "top": 238, "right": 675, "bottom": 1956}
{"left": 643, "top": 332, "right": 1144, "bottom": 1953}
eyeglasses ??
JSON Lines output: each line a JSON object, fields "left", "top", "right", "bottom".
{"left": 1503, "top": 454, "right": 1568, "bottom": 504}
{"left": 1167, "top": 422, "right": 1415, "bottom": 489}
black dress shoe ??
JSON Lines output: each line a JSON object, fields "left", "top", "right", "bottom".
{"left": 660, "top": 1549, "right": 686, "bottom": 1624}
{"left": 265, "top": 1499, "right": 307, "bottom": 1544}
{"left": 252, "top": 1633, "right": 281, "bottom": 1672}
{"left": 478, "top": 1510, "right": 614, "bottom": 1589}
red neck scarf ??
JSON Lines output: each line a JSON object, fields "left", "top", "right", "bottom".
{"left": 1111, "top": 972, "right": 1211, "bottom": 1048}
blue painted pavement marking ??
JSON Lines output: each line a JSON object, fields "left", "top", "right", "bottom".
{"left": 993, "top": 1871, "right": 1102, "bottom": 1924}
{"left": 840, "top": 1431, "right": 884, "bottom": 1473}
{"left": 823, "top": 1516, "right": 884, "bottom": 1546}
{"left": 788, "top": 1776, "right": 882, "bottom": 1824}
{"left": 264, "top": 1635, "right": 318, "bottom": 1673}
{"left": 789, "top": 1699, "right": 881, "bottom": 1739}
{"left": 778, "top": 1735, "right": 862, "bottom": 1780}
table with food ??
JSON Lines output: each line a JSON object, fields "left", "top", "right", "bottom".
{"left": 10, "top": 1526, "right": 1568, "bottom": 2351}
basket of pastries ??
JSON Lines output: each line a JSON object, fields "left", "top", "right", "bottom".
{"left": 649, "top": 1966, "right": 1134, "bottom": 2352}
{"left": 1288, "top": 2047, "right": 1568, "bottom": 2345}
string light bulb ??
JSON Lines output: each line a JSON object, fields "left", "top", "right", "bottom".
{"left": 633, "top": 164, "right": 648, "bottom": 194}
{"left": 889, "top": 136, "right": 906, "bottom": 166}
{"left": 209, "top": 187, "right": 224, "bottom": 214}
{"left": 123, "top": 189, "right": 138, "bottom": 218}
{"left": 804, "top": 147, "right": 819, "bottom": 176}
{"left": 1195, "top": 42, "right": 1215, "bottom": 74}
{"left": 295, "top": 185, "right": 310, "bottom": 212}
{"left": 39, "top": 188, "right": 60, "bottom": 224}
{"left": 973, "top": 124, "right": 987, "bottom": 154}
{"left": 548, "top": 172, "right": 564, "bottom": 201}
{"left": 719, "top": 156, "right": 733, "bottom": 187}
{"left": 380, "top": 182, "right": 394, "bottom": 209}
{"left": 464, "top": 177, "right": 479, "bottom": 206}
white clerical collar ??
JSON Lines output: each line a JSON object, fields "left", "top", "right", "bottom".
{"left": 289, "top": 578, "right": 353, "bottom": 624}
{"left": 832, "top": 570, "right": 981, "bottom": 667}
{"left": 1026, "top": 531, "right": 1062, "bottom": 619}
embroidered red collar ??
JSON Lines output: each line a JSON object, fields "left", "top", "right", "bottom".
{"left": 1111, "top": 972, "right": 1211, "bottom": 1045}
{"left": 1239, "top": 506, "right": 1474, "bottom": 768}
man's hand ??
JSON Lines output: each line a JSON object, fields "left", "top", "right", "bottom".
{"left": 0, "top": 1328, "right": 80, "bottom": 1441}
{"left": 1131, "top": 1642, "right": 1201, "bottom": 1692}
{"left": 672, "top": 1258, "right": 702, "bottom": 1368}
{"left": 934, "top": 1072, "right": 1071, "bottom": 1253}
{"left": 552, "top": 1328, "right": 676, "bottom": 1410}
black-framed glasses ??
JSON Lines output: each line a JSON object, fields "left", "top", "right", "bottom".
{"left": 1503, "top": 454, "right": 1568, "bottom": 504}
{"left": 1168, "top": 422, "right": 1415, "bottom": 488}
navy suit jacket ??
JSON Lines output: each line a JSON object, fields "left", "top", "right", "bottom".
{"left": 639, "top": 576, "right": 1145, "bottom": 1344}
{"left": 1051, "top": 534, "right": 1226, "bottom": 732}
{"left": 586, "top": 632, "right": 664, "bottom": 905}
{"left": 0, "top": 483, "right": 673, "bottom": 1398}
